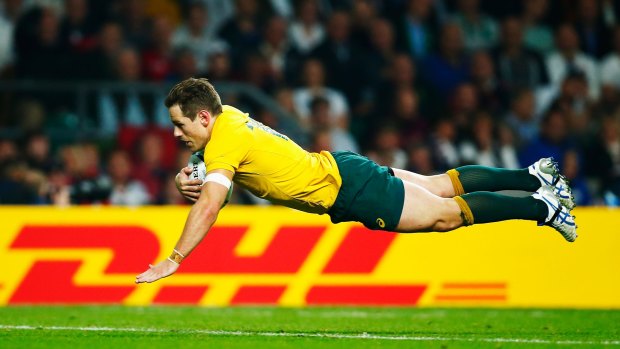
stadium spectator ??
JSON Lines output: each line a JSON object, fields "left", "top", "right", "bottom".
{"left": 405, "top": 142, "right": 437, "bottom": 175}
{"left": 429, "top": 119, "right": 460, "bottom": 172}
{"left": 504, "top": 88, "right": 540, "bottom": 146}
{"left": 0, "top": 138, "right": 18, "bottom": 164}
{"left": 218, "top": 0, "right": 264, "bottom": 68}
{"left": 552, "top": 72, "right": 594, "bottom": 139}
{"left": 104, "top": 149, "right": 151, "bottom": 206}
{"left": 293, "top": 59, "right": 349, "bottom": 129}
{"left": 395, "top": 0, "right": 438, "bottom": 59}
{"left": 241, "top": 52, "right": 276, "bottom": 93}
{"left": 58, "top": 0, "right": 98, "bottom": 54}
{"left": 546, "top": 23, "right": 600, "bottom": 101}
{"left": 518, "top": 108, "right": 576, "bottom": 169}
{"left": 308, "top": 96, "right": 359, "bottom": 153}
{"left": 491, "top": 17, "right": 549, "bottom": 94}
{"left": 86, "top": 21, "right": 126, "bottom": 80}
{"left": 13, "top": 99, "right": 45, "bottom": 133}
{"left": 0, "top": 0, "right": 23, "bottom": 75}
{"left": 274, "top": 88, "right": 302, "bottom": 124}
{"left": 574, "top": 0, "right": 612, "bottom": 59}
{"left": 60, "top": 142, "right": 101, "bottom": 181}
{"left": 593, "top": 84, "right": 620, "bottom": 120}
{"left": 362, "top": 18, "right": 398, "bottom": 97}
{"left": 259, "top": 16, "right": 291, "bottom": 84}
{"left": 349, "top": 0, "right": 379, "bottom": 48}
{"left": 0, "top": 157, "right": 47, "bottom": 204}
{"left": 14, "top": 6, "right": 68, "bottom": 79}
{"left": 310, "top": 128, "right": 332, "bottom": 153}
{"left": 23, "top": 132, "right": 54, "bottom": 174}
{"left": 420, "top": 22, "right": 470, "bottom": 99}
{"left": 366, "top": 125, "right": 408, "bottom": 169}
{"left": 562, "top": 149, "right": 592, "bottom": 206}
{"left": 288, "top": 0, "right": 325, "bottom": 54}
{"left": 141, "top": 15, "right": 174, "bottom": 81}
{"left": 311, "top": 11, "right": 363, "bottom": 106}
{"left": 520, "top": 0, "right": 554, "bottom": 55}
{"left": 132, "top": 131, "right": 168, "bottom": 200}
{"left": 600, "top": 25, "right": 620, "bottom": 90}
{"left": 205, "top": 49, "right": 233, "bottom": 82}
{"left": 353, "top": 18, "right": 399, "bottom": 132}
{"left": 373, "top": 53, "right": 435, "bottom": 118}
{"left": 97, "top": 48, "right": 149, "bottom": 134}
{"left": 469, "top": 50, "right": 506, "bottom": 114}
{"left": 170, "top": 47, "right": 199, "bottom": 82}
{"left": 497, "top": 123, "right": 521, "bottom": 169}
{"left": 459, "top": 112, "right": 516, "bottom": 168}
{"left": 171, "top": 2, "right": 227, "bottom": 73}
{"left": 194, "top": 0, "right": 235, "bottom": 38}
{"left": 156, "top": 172, "right": 187, "bottom": 205}
{"left": 584, "top": 115, "right": 620, "bottom": 201}
{"left": 448, "top": 83, "right": 479, "bottom": 138}
{"left": 390, "top": 87, "right": 429, "bottom": 147}
{"left": 114, "top": 0, "right": 151, "bottom": 50}
{"left": 451, "top": 0, "right": 499, "bottom": 51}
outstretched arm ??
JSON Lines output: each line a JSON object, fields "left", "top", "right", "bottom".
{"left": 135, "top": 169, "right": 233, "bottom": 283}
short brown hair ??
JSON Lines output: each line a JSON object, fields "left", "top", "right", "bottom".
{"left": 165, "top": 78, "right": 223, "bottom": 119}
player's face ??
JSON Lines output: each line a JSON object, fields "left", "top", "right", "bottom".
{"left": 169, "top": 104, "right": 210, "bottom": 152}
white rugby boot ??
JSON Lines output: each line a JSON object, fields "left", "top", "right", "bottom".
{"left": 529, "top": 157, "right": 575, "bottom": 209}
{"left": 532, "top": 186, "right": 577, "bottom": 242}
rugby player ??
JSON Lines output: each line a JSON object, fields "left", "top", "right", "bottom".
{"left": 136, "top": 78, "right": 576, "bottom": 284}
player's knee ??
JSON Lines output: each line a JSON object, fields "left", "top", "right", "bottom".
{"left": 431, "top": 217, "right": 462, "bottom": 232}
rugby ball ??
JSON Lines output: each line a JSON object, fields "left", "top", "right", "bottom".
{"left": 188, "top": 151, "right": 233, "bottom": 206}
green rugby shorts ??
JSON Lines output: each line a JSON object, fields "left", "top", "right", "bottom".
{"left": 328, "top": 151, "right": 405, "bottom": 231}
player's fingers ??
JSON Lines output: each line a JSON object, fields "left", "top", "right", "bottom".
{"left": 182, "top": 180, "right": 203, "bottom": 187}
{"left": 137, "top": 269, "right": 159, "bottom": 283}
{"left": 135, "top": 270, "right": 151, "bottom": 282}
{"left": 182, "top": 167, "right": 193, "bottom": 174}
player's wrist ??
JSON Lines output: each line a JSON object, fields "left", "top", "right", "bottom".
{"left": 167, "top": 249, "right": 185, "bottom": 265}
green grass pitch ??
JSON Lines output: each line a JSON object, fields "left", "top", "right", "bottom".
{"left": 0, "top": 307, "right": 619, "bottom": 348}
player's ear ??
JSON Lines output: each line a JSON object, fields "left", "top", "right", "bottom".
{"left": 198, "top": 110, "right": 211, "bottom": 127}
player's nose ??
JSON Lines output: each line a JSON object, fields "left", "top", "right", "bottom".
{"left": 173, "top": 126, "right": 183, "bottom": 138}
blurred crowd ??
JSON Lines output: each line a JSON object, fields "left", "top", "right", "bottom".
{"left": 1, "top": 0, "right": 620, "bottom": 206}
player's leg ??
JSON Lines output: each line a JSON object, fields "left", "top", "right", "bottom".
{"left": 396, "top": 181, "right": 545, "bottom": 233}
{"left": 395, "top": 181, "right": 577, "bottom": 241}
{"left": 392, "top": 168, "right": 455, "bottom": 198}
{"left": 393, "top": 181, "right": 462, "bottom": 232}
{"left": 394, "top": 158, "right": 574, "bottom": 209}
{"left": 393, "top": 167, "right": 540, "bottom": 198}
{"left": 446, "top": 158, "right": 574, "bottom": 208}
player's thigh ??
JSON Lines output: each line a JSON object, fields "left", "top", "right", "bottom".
{"left": 395, "top": 180, "right": 460, "bottom": 233}
{"left": 392, "top": 168, "right": 455, "bottom": 198}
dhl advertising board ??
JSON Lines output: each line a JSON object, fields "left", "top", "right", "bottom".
{"left": 0, "top": 206, "right": 618, "bottom": 307}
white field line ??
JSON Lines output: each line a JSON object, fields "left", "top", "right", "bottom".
{"left": 1, "top": 324, "right": 619, "bottom": 346}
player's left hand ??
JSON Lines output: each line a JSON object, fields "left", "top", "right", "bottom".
{"left": 135, "top": 259, "right": 179, "bottom": 284}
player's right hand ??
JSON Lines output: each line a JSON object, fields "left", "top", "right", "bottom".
{"left": 175, "top": 167, "right": 203, "bottom": 203}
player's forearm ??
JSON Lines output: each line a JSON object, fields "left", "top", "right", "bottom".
{"left": 173, "top": 201, "right": 218, "bottom": 257}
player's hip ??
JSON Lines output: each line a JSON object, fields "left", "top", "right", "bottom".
{"left": 327, "top": 151, "right": 405, "bottom": 231}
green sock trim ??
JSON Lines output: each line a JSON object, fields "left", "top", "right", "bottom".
{"left": 455, "top": 166, "right": 540, "bottom": 193}
{"left": 460, "top": 192, "right": 548, "bottom": 224}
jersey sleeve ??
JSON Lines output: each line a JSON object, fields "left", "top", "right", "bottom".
{"left": 203, "top": 117, "right": 252, "bottom": 174}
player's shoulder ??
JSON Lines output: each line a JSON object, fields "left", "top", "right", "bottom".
{"left": 220, "top": 105, "right": 249, "bottom": 119}
{"left": 215, "top": 105, "right": 250, "bottom": 131}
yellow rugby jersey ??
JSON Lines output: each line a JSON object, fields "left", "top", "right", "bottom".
{"left": 203, "top": 105, "right": 342, "bottom": 214}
